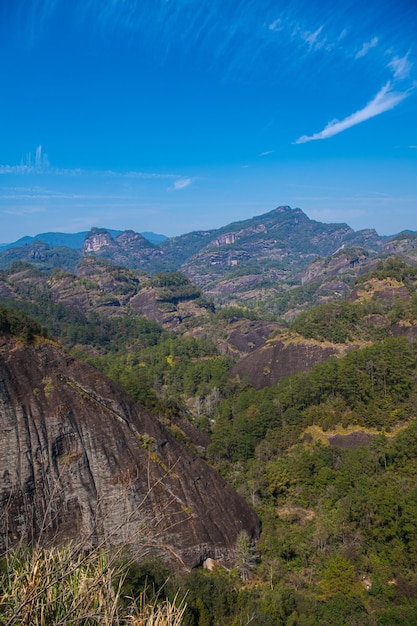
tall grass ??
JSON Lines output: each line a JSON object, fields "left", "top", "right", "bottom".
{"left": 126, "top": 591, "right": 186, "bottom": 626}
{"left": 0, "top": 422, "right": 189, "bottom": 624}
{"left": 0, "top": 544, "right": 186, "bottom": 625}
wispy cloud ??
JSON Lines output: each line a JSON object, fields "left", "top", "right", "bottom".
{"left": 301, "top": 25, "right": 325, "bottom": 50}
{"left": 0, "top": 164, "right": 83, "bottom": 177}
{"left": 3, "top": 206, "right": 46, "bottom": 216}
{"left": 337, "top": 28, "right": 348, "bottom": 42}
{"left": 0, "top": 187, "right": 95, "bottom": 201}
{"left": 104, "top": 170, "right": 178, "bottom": 181}
{"left": 172, "top": 178, "right": 192, "bottom": 190}
{"left": 388, "top": 53, "right": 411, "bottom": 80}
{"left": 12, "top": 0, "right": 415, "bottom": 98}
{"left": 355, "top": 36, "right": 378, "bottom": 59}
{"left": 0, "top": 164, "right": 181, "bottom": 180}
{"left": 0, "top": 152, "right": 182, "bottom": 182}
{"left": 259, "top": 150, "right": 274, "bottom": 157}
{"left": 0, "top": 165, "right": 36, "bottom": 175}
{"left": 295, "top": 82, "right": 409, "bottom": 144}
{"left": 268, "top": 18, "right": 282, "bottom": 32}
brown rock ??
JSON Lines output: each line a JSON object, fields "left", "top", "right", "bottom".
{"left": 229, "top": 336, "right": 345, "bottom": 389}
{"left": 328, "top": 431, "right": 373, "bottom": 449}
{"left": 0, "top": 337, "right": 259, "bottom": 569}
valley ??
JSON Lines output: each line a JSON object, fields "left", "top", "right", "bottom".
{"left": 1, "top": 206, "right": 417, "bottom": 624}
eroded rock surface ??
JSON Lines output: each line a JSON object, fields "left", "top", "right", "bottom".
{"left": 0, "top": 336, "right": 259, "bottom": 569}
{"left": 229, "top": 336, "right": 348, "bottom": 389}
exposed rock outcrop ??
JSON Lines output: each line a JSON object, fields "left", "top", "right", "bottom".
{"left": 347, "top": 277, "right": 411, "bottom": 304}
{"left": 2, "top": 260, "right": 209, "bottom": 331}
{"left": 82, "top": 229, "right": 113, "bottom": 254}
{"left": 81, "top": 228, "right": 164, "bottom": 272}
{"left": 0, "top": 336, "right": 260, "bottom": 569}
{"left": 328, "top": 431, "right": 373, "bottom": 449}
{"left": 229, "top": 335, "right": 350, "bottom": 389}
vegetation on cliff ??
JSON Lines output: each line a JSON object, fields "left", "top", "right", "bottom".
{"left": 0, "top": 303, "right": 47, "bottom": 342}
{"left": 2, "top": 252, "right": 417, "bottom": 623}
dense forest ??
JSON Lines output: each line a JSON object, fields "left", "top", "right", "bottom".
{"left": 1, "top": 257, "right": 417, "bottom": 624}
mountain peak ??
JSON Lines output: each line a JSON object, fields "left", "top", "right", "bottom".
{"left": 82, "top": 229, "right": 115, "bottom": 254}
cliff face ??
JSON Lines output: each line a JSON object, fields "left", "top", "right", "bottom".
{"left": 178, "top": 207, "right": 381, "bottom": 290}
{"left": 81, "top": 229, "right": 164, "bottom": 272}
{"left": 1, "top": 259, "right": 210, "bottom": 332}
{"left": 0, "top": 336, "right": 259, "bottom": 569}
{"left": 0, "top": 206, "right": 387, "bottom": 287}
{"left": 228, "top": 335, "right": 350, "bottom": 389}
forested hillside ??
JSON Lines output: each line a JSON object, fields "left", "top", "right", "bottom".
{"left": 1, "top": 253, "right": 417, "bottom": 624}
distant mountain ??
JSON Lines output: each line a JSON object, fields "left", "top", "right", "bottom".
{"left": 0, "top": 241, "right": 82, "bottom": 273}
{"left": 140, "top": 231, "right": 168, "bottom": 244}
{"left": 0, "top": 256, "right": 213, "bottom": 333}
{"left": 174, "top": 205, "right": 382, "bottom": 288}
{"left": 2, "top": 206, "right": 417, "bottom": 310}
{"left": 0, "top": 229, "right": 167, "bottom": 251}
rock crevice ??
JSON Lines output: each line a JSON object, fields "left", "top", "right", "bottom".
{"left": 0, "top": 337, "right": 260, "bottom": 569}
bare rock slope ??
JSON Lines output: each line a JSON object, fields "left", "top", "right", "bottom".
{"left": 0, "top": 336, "right": 259, "bottom": 569}
{"left": 229, "top": 334, "right": 349, "bottom": 389}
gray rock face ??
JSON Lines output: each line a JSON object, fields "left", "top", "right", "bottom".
{"left": 81, "top": 231, "right": 113, "bottom": 254}
{"left": 229, "top": 337, "right": 345, "bottom": 389}
{"left": 0, "top": 336, "right": 259, "bottom": 569}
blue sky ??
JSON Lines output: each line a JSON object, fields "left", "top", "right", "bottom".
{"left": 1, "top": 0, "right": 416, "bottom": 242}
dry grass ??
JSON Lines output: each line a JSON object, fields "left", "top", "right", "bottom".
{"left": 0, "top": 544, "right": 120, "bottom": 625}
{"left": 126, "top": 592, "right": 186, "bottom": 626}
{"left": 0, "top": 543, "right": 186, "bottom": 625}
{"left": 304, "top": 421, "right": 412, "bottom": 445}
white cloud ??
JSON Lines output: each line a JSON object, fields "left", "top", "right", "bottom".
{"left": 388, "top": 53, "right": 411, "bottom": 80}
{"left": 172, "top": 178, "right": 192, "bottom": 190}
{"left": 338, "top": 28, "right": 348, "bottom": 42}
{"left": 301, "top": 25, "right": 325, "bottom": 50}
{"left": 3, "top": 206, "right": 47, "bottom": 216}
{"left": 104, "top": 169, "right": 178, "bottom": 180}
{"left": 0, "top": 159, "right": 179, "bottom": 181}
{"left": 268, "top": 18, "right": 282, "bottom": 32}
{"left": 0, "top": 165, "right": 34, "bottom": 175}
{"left": 295, "top": 82, "right": 409, "bottom": 144}
{"left": 355, "top": 36, "right": 378, "bottom": 59}
{"left": 259, "top": 150, "right": 274, "bottom": 156}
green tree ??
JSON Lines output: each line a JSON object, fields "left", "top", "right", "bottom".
{"left": 320, "top": 555, "right": 357, "bottom": 598}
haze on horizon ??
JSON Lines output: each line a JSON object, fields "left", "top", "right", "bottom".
{"left": 1, "top": 0, "right": 416, "bottom": 243}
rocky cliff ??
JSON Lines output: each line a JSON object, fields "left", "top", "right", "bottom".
{"left": 0, "top": 206, "right": 386, "bottom": 286}
{"left": 178, "top": 206, "right": 382, "bottom": 290}
{"left": 1, "top": 258, "right": 211, "bottom": 332}
{"left": 81, "top": 228, "right": 165, "bottom": 272}
{"left": 0, "top": 335, "right": 259, "bottom": 569}
{"left": 228, "top": 333, "right": 350, "bottom": 389}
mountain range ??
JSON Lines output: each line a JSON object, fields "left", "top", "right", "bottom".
{"left": 0, "top": 229, "right": 167, "bottom": 250}
{"left": 0, "top": 206, "right": 385, "bottom": 275}
{"left": 2, "top": 206, "right": 417, "bottom": 313}
{"left": 3, "top": 204, "right": 417, "bottom": 621}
